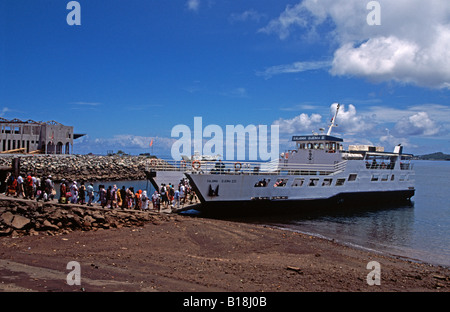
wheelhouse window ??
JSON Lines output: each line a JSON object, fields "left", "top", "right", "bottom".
{"left": 322, "top": 178, "right": 332, "bottom": 186}
{"left": 371, "top": 175, "right": 379, "bottom": 181}
{"left": 336, "top": 178, "right": 345, "bottom": 186}
{"left": 308, "top": 178, "right": 319, "bottom": 186}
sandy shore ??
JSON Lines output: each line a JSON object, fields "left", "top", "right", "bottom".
{"left": 0, "top": 209, "right": 449, "bottom": 294}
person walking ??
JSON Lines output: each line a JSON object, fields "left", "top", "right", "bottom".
{"left": 79, "top": 182, "right": 86, "bottom": 205}
{"left": 60, "top": 179, "right": 67, "bottom": 203}
{"left": 106, "top": 186, "right": 112, "bottom": 208}
{"left": 173, "top": 188, "right": 180, "bottom": 209}
{"left": 99, "top": 185, "right": 107, "bottom": 208}
{"left": 141, "top": 190, "right": 149, "bottom": 210}
{"left": 87, "top": 183, "right": 94, "bottom": 206}
{"left": 70, "top": 181, "right": 78, "bottom": 204}
{"left": 16, "top": 175, "right": 24, "bottom": 198}
{"left": 120, "top": 186, "right": 127, "bottom": 209}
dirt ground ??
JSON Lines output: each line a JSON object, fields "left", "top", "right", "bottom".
{"left": 0, "top": 212, "right": 449, "bottom": 294}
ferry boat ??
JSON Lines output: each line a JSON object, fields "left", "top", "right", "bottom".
{"left": 146, "top": 104, "right": 415, "bottom": 211}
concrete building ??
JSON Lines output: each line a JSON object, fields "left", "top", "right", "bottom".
{"left": 0, "top": 118, "right": 85, "bottom": 154}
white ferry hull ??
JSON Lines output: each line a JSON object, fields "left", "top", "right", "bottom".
{"left": 185, "top": 160, "right": 415, "bottom": 211}
{"left": 147, "top": 105, "right": 416, "bottom": 213}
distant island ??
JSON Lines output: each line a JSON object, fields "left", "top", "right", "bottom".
{"left": 414, "top": 152, "right": 450, "bottom": 161}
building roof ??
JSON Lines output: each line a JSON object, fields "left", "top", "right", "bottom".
{"left": 0, "top": 118, "right": 66, "bottom": 126}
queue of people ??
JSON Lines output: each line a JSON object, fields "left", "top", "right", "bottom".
{"left": 153, "top": 178, "right": 198, "bottom": 211}
{"left": 3, "top": 172, "right": 198, "bottom": 212}
{"left": 4, "top": 172, "right": 55, "bottom": 202}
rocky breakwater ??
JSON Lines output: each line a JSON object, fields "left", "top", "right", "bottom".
{"left": 0, "top": 155, "right": 168, "bottom": 182}
{"left": 0, "top": 197, "right": 171, "bottom": 237}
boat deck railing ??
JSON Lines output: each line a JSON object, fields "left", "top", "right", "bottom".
{"left": 146, "top": 159, "right": 349, "bottom": 176}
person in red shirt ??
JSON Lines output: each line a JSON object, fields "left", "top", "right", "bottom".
{"left": 26, "top": 174, "right": 33, "bottom": 199}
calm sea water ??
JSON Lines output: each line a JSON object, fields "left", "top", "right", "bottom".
{"left": 57, "top": 161, "right": 449, "bottom": 267}
{"left": 257, "top": 160, "right": 450, "bottom": 268}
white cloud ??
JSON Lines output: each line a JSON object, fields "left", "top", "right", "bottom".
{"left": 257, "top": 61, "right": 330, "bottom": 79}
{"left": 228, "top": 87, "right": 248, "bottom": 98}
{"left": 273, "top": 103, "right": 375, "bottom": 136}
{"left": 363, "top": 104, "right": 450, "bottom": 132}
{"left": 379, "top": 134, "right": 416, "bottom": 150}
{"left": 331, "top": 30, "right": 450, "bottom": 89}
{"left": 329, "top": 103, "right": 376, "bottom": 135}
{"left": 70, "top": 102, "right": 102, "bottom": 106}
{"left": 273, "top": 112, "right": 322, "bottom": 134}
{"left": 279, "top": 103, "right": 319, "bottom": 111}
{"left": 258, "top": 3, "right": 307, "bottom": 40}
{"left": 230, "top": 9, "right": 266, "bottom": 23}
{"left": 393, "top": 112, "right": 440, "bottom": 136}
{"left": 220, "top": 87, "right": 249, "bottom": 98}
{"left": 186, "top": 0, "right": 200, "bottom": 12}
{"left": 260, "top": 0, "right": 450, "bottom": 89}
{"left": 0, "top": 107, "right": 9, "bottom": 117}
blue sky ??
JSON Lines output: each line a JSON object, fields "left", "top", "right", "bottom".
{"left": 1, "top": 0, "right": 450, "bottom": 157}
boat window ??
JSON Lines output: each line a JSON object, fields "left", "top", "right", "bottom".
{"left": 254, "top": 178, "right": 269, "bottom": 187}
{"left": 336, "top": 178, "right": 345, "bottom": 186}
{"left": 381, "top": 174, "right": 388, "bottom": 181}
{"left": 348, "top": 174, "right": 357, "bottom": 181}
{"left": 400, "top": 162, "right": 410, "bottom": 170}
{"left": 291, "top": 178, "right": 304, "bottom": 187}
{"left": 322, "top": 178, "right": 332, "bottom": 186}
{"left": 371, "top": 175, "right": 379, "bottom": 181}
{"left": 391, "top": 175, "right": 395, "bottom": 181}
{"left": 399, "top": 175, "right": 406, "bottom": 181}
{"left": 308, "top": 178, "right": 319, "bottom": 186}
{"left": 274, "top": 178, "right": 288, "bottom": 187}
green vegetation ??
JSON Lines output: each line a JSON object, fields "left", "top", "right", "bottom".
{"left": 416, "top": 152, "right": 450, "bottom": 160}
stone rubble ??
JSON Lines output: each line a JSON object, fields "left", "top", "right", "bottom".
{"left": 0, "top": 154, "right": 168, "bottom": 182}
{"left": 0, "top": 198, "right": 173, "bottom": 237}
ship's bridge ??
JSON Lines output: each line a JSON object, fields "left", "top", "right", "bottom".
{"left": 291, "top": 135, "right": 344, "bottom": 153}
{"left": 279, "top": 134, "right": 344, "bottom": 166}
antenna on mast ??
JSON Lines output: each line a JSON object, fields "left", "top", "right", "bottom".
{"left": 327, "top": 103, "right": 340, "bottom": 136}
